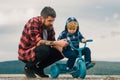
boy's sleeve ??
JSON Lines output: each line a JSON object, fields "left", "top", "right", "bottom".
{"left": 57, "top": 31, "right": 65, "bottom": 40}
{"left": 78, "top": 32, "right": 84, "bottom": 41}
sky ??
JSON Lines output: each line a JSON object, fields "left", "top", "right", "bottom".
{"left": 0, "top": 0, "right": 120, "bottom": 62}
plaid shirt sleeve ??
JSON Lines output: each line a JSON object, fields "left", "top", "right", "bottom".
{"left": 18, "top": 17, "right": 42, "bottom": 62}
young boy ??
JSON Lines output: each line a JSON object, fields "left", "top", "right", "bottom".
{"left": 58, "top": 17, "right": 95, "bottom": 71}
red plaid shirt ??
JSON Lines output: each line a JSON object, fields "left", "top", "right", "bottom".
{"left": 18, "top": 16, "right": 55, "bottom": 62}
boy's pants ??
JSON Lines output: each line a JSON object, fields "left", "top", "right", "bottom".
{"left": 24, "top": 45, "right": 64, "bottom": 70}
{"left": 63, "top": 47, "right": 91, "bottom": 69}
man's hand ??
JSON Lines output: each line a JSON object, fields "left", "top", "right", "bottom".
{"left": 53, "top": 39, "right": 68, "bottom": 47}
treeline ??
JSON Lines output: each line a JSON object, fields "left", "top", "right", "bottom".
{"left": 87, "top": 61, "right": 120, "bottom": 75}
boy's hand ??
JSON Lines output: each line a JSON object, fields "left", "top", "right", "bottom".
{"left": 82, "top": 38, "right": 86, "bottom": 43}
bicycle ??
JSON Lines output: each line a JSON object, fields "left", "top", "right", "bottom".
{"left": 50, "top": 39, "right": 93, "bottom": 79}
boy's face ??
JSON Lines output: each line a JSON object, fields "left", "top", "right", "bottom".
{"left": 67, "top": 21, "right": 78, "bottom": 34}
{"left": 67, "top": 28, "right": 77, "bottom": 34}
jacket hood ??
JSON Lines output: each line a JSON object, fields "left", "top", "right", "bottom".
{"left": 65, "top": 17, "right": 79, "bottom": 33}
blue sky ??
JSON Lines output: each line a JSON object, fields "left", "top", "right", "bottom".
{"left": 0, "top": 0, "right": 120, "bottom": 62}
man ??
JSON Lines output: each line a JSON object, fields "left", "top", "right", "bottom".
{"left": 18, "top": 6, "right": 67, "bottom": 78}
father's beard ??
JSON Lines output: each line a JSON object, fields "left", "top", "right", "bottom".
{"left": 43, "top": 24, "right": 53, "bottom": 30}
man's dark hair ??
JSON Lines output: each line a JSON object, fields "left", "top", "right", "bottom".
{"left": 41, "top": 6, "right": 56, "bottom": 18}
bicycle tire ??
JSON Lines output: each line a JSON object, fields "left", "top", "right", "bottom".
{"left": 50, "top": 65, "right": 60, "bottom": 78}
{"left": 78, "top": 60, "right": 86, "bottom": 79}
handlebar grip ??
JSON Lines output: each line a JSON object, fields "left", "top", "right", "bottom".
{"left": 86, "top": 39, "right": 93, "bottom": 42}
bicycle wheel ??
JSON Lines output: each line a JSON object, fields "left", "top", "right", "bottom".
{"left": 50, "top": 65, "right": 60, "bottom": 78}
{"left": 71, "top": 71, "right": 79, "bottom": 78}
{"left": 78, "top": 60, "right": 86, "bottom": 79}
{"left": 71, "top": 66, "right": 79, "bottom": 78}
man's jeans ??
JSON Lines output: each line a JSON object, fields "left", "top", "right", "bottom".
{"left": 25, "top": 45, "right": 64, "bottom": 70}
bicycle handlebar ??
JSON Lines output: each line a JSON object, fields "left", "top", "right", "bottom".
{"left": 86, "top": 39, "right": 93, "bottom": 42}
{"left": 68, "top": 39, "right": 93, "bottom": 51}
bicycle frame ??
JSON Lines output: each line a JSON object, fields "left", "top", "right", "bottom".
{"left": 68, "top": 39, "right": 93, "bottom": 61}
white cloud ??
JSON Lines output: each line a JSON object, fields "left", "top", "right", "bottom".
{"left": 95, "top": 5, "right": 103, "bottom": 9}
{"left": 92, "top": 36, "right": 120, "bottom": 62}
{"left": 113, "top": 13, "right": 119, "bottom": 19}
{"left": 0, "top": 9, "right": 38, "bottom": 26}
{"left": 105, "top": 17, "right": 110, "bottom": 22}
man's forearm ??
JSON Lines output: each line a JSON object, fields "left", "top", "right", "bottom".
{"left": 36, "top": 40, "right": 55, "bottom": 46}
{"left": 37, "top": 39, "right": 67, "bottom": 47}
